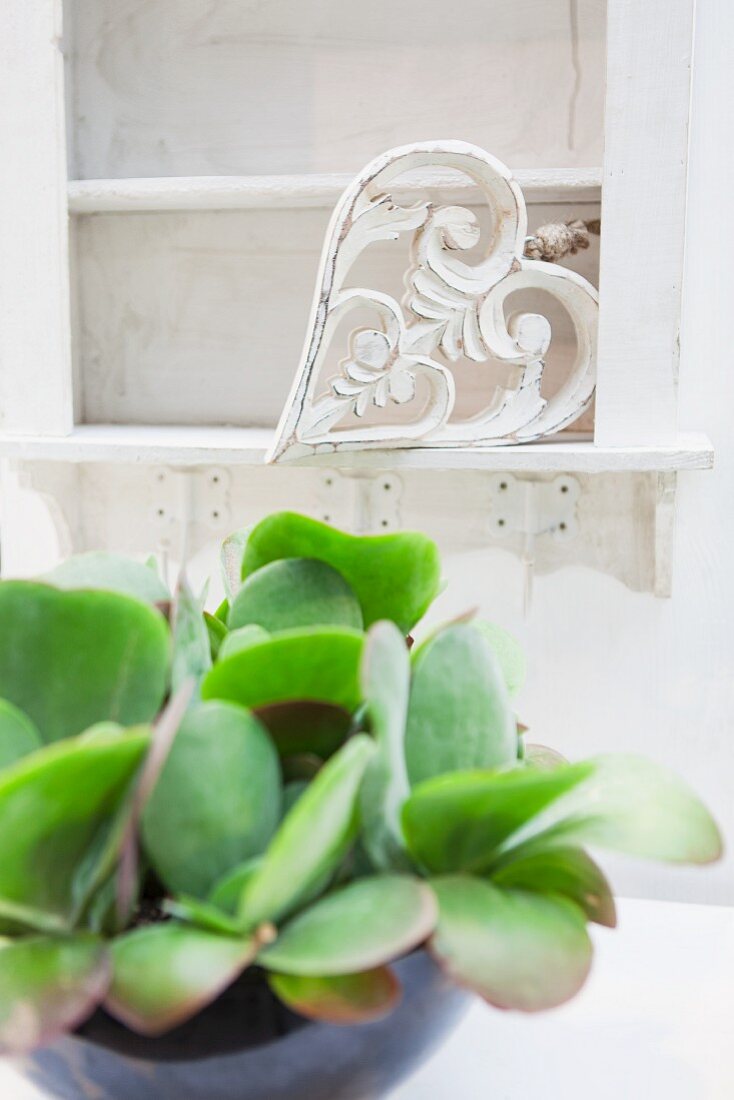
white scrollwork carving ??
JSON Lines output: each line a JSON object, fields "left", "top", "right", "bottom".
{"left": 268, "top": 141, "right": 598, "bottom": 462}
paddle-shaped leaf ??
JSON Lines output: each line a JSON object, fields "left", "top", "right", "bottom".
{"left": 259, "top": 876, "right": 437, "bottom": 975}
{"left": 229, "top": 558, "right": 363, "bottom": 633}
{"left": 475, "top": 620, "right": 526, "bottom": 697}
{"left": 430, "top": 876, "right": 592, "bottom": 1011}
{"left": 239, "top": 735, "right": 376, "bottom": 928}
{"left": 170, "top": 577, "right": 211, "bottom": 694}
{"left": 254, "top": 701, "right": 352, "bottom": 760}
{"left": 492, "top": 847, "right": 616, "bottom": 927}
{"left": 269, "top": 967, "right": 400, "bottom": 1025}
{"left": 204, "top": 611, "right": 228, "bottom": 660}
{"left": 0, "top": 934, "right": 110, "bottom": 1054}
{"left": 241, "top": 512, "right": 442, "bottom": 633}
{"left": 218, "top": 624, "right": 270, "bottom": 661}
{"left": 163, "top": 895, "right": 243, "bottom": 936}
{"left": 106, "top": 924, "right": 257, "bottom": 1036}
{"left": 0, "top": 700, "right": 41, "bottom": 770}
{"left": 359, "top": 622, "right": 412, "bottom": 870}
{"left": 115, "top": 687, "right": 193, "bottom": 926}
{"left": 208, "top": 858, "right": 262, "bottom": 915}
{"left": 525, "top": 743, "right": 568, "bottom": 770}
{"left": 504, "top": 754, "right": 723, "bottom": 865}
{"left": 0, "top": 728, "right": 150, "bottom": 929}
{"left": 142, "top": 702, "right": 281, "bottom": 898}
{"left": 43, "top": 552, "right": 169, "bottom": 604}
{"left": 220, "top": 527, "right": 250, "bottom": 601}
{"left": 405, "top": 623, "right": 517, "bottom": 786}
{"left": 202, "top": 627, "right": 364, "bottom": 713}
{"left": 283, "top": 780, "right": 309, "bottom": 815}
{"left": 0, "top": 582, "right": 169, "bottom": 742}
{"left": 402, "top": 763, "right": 593, "bottom": 874}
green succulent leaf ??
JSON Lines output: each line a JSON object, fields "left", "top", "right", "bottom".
{"left": 208, "top": 858, "right": 263, "bottom": 916}
{"left": 402, "top": 763, "right": 593, "bottom": 874}
{"left": 282, "top": 753, "right": 323, "bottom": 782}
{"left": 204, "top": 612, "right": 228, "bottom": 660}
{"left": 0, "top": 582, "right": 169, "bottom": 743}
{"left": 142, "top": 702, "right": 281, "bottom": 898}
{"left": 114, "top": 688, "right": 193, "bottom": 926}
{"left": 491, "top": 847, "right": 616, "bottom": 928}
{"left": 359, "top": 622, "right": 412, "bottom": 870}
{"left": 221, "top": 527, "right": 251, "bottom": 601}
{"left": 405, "top": 623, "right": 517, "bottom": 786}
{"left": 106, "top": 923, "right": 257, "bottom": 1036}
{"left": 254, "top": 701, "right": 352, "bottom": 760}
{"left": 429, "top": 876, "right": 592, "bottom": 1012}
{"left": 163, "top": 895, "right": 243, "bottom": 936}
{"left": 202, "top": 627, "right": 364, "bottom": 713}
{"left": 259, "top": 875, "right": 437, "bottom": 976}
{"left": 506, "top": 754, "right": 723, "bottom": 865}
{"left": 229, "top": 558, "right": 363, "bottom": 634}
{"left": 475, "top": 620, "right": 526, "bottom": 697}
{"left": 43, "top": 552, "right": 170, "bottom": 605}
{"left": 525, "top": 743, "right": 567, "bottom": 770}
{"left": 239, "top": 735, "right": 376, "bottom": 928}
{"left": 240, "top": 512, "right": 442, "bottom": 633}
{"left": 0, "top": 934, "right": 111, "bottom": 1054}
{"left": 269, "top": 966, "right": 400, "bottom": 1025}
{"left": 170, "top": 578, "right": 211, "bottom": 694}
{"left": 283, "top": 780, "right": 309, "bottom": 815}
{"left": 0, "top": 699, "right": 42, "bottom": 770}
{"left": 218, "top": 624, "right": 270, "bottom": 661}
{"left": 0, "top": 728, "right": 150, "bottom": 929}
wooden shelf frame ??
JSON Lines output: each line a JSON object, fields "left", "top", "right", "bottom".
{"left": 67, "top": 167, "right": 603, "bottom": 215}
{"left": 0, "top": 426, "right": 713, "bottom": 473}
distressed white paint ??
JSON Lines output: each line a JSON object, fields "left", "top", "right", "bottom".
{"left": 0, "top": 0, "right": 74, "bottom": 434}
{"left": 0, "top": 460, "right": 679, "bottom": 596}
{"left": 0, "top": 426, "right": 712, "bottom": 473}
{"left": 594, "top": 0, "right": 694, "bottom": 445}
{"left": 68, "top": 0, "right": 606, "bottom": 179}
{"left": 70, "top": 200, "right": 600, "bottom": 429}
{"left": 269, "top": 142, "right": 599, "bottom": 460}
{"left": 67, "top": 168, "right": 603, "bottom": 214}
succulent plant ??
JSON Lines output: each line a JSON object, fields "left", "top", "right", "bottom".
{"left": 0, "top": 511, "right": 722, "bottom": 1052}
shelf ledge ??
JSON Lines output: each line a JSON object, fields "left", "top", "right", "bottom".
{"left": 67, "top": 168, "right": 603, "bottom": 214}
{"left": 0, "top": 426, "right": 713, "bottom": 473}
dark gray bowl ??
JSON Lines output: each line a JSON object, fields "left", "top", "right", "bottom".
{"left": 22, "top": 952, "right": 469, "bottom": 1100}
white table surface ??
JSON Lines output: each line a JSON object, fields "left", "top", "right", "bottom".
{"left": 4, "top": 898, "right": 732, "bottom": 1100}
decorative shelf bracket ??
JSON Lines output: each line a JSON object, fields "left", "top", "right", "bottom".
{"left": 489, "top": 473, "right": 581, "bottom": 610}
{"left": 269, "top": 140, "right": 598, "bottom": 463}
{"left": 149, "top": 466, "right": 232, "bottom": 568}
{"left": 317, "top": 469, "right": 403, "bottom": 534}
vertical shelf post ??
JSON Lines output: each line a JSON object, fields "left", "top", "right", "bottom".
{"left": 595, "top": 0, "right": 695, "bottom": 447}
{"left": 0, "top": 0, "right": 74, "bottom": 435}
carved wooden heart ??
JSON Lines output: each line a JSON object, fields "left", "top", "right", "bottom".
{"left": 268, "top": 141, "right": 598, "bottom": 462}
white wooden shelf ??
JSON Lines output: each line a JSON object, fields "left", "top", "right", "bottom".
{"left": 0, "top": 426, "right": 712, "bottom": 473}
{"left": 67, "top": 168, "right": 603, "bottom": 215}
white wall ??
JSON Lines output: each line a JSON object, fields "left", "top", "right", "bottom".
{"left": 438, "top": 0, "right": 733, "bottom": 905}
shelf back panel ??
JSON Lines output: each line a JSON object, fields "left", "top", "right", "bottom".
{"left": 67, "top": 0, "right": 606, "bottom": 179}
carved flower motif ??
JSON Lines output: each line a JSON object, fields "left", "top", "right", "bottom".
{"left": 332, "top": 330, "right": 416, "bottom": 417}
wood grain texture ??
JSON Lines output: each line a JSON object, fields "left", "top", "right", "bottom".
{"left": 267, "top": 142, "right": 600, "bottom": 460}
{"left": 72, "top": 200, "right": 600, "bottom": 430}
{"left": 67, "top": 169, "right": 604, "bottom": 213}
{"left": 0, "top": 0, "right": 74, "bottom": 434}
{"left": 68, "top": 0, "right": 606, "bottom": 178}
{"left": 594, "top": 0, "right": 694, "bottom": 445}
{"left": 0, "top": 427, "right": 712, "bottom": 472}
